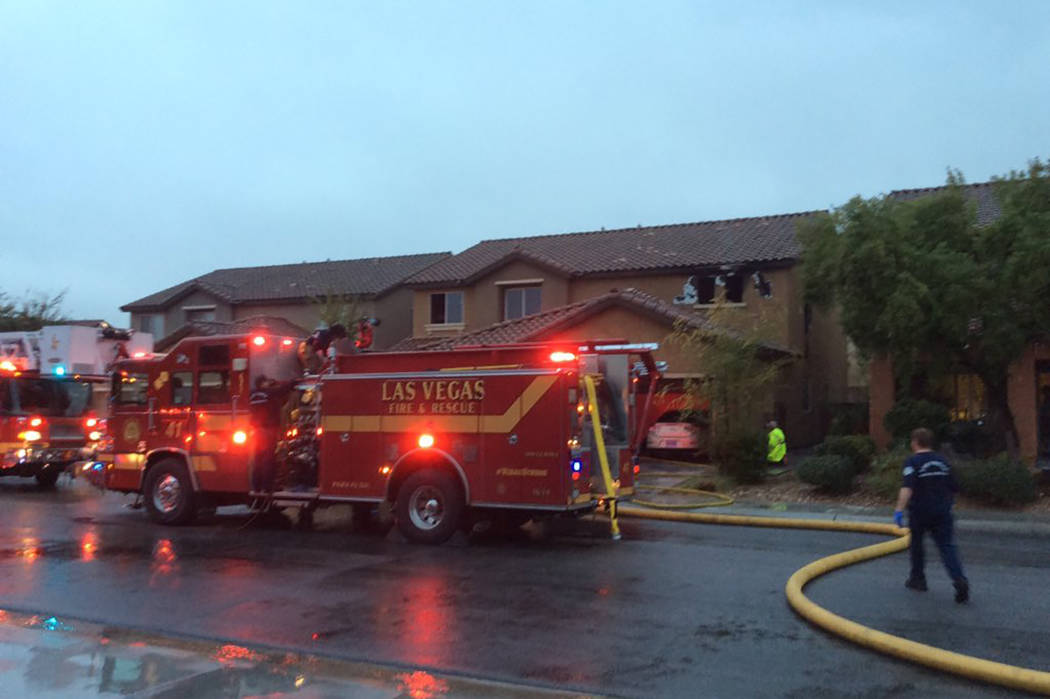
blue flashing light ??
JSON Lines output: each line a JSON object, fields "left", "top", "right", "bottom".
{"left": 571, "top": 460, "right": 582, "bottom": 472}
{"left": 53, "top": 365, "right": 66, "bottom": 376}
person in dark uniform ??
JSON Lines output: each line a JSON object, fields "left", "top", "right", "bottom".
{"left": 894, "top": 427, "right": 969, "bottom": 603}
{"left": 249, "top": 375, "right": 293, "bottom": 492}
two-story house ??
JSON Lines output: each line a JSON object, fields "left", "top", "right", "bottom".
{"left": 399, "top": 213, "right": 851, "bottom": 445}
{"left": 121, "top": 252, "right": 450, "bottom": 350}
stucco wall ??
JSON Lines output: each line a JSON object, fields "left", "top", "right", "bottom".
{"left": 232, "top": 303, "right": 324, "bottom": 334}
{"left": 371, "top": 288, "right": 414, "bottom": 349}
{"left": 411, "top": 261, "right": 569, "bottom": 337}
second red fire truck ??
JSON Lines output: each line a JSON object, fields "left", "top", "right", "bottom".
{"left": 1, "top": 324, "right": 152, "bottom": 487}
{"left": 95, "top": 332, "right": 658, "bottom": 543}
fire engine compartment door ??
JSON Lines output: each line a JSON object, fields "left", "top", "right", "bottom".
{"left": 581, "top": 353, "right": 630, "bottom": 496}
{"left": 190, "top": 341, "right": 250, "bottom": 493}
{"left": 107, "top": 365, "right": 154, "bottom": 489}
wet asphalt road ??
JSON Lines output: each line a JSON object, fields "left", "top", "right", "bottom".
{"left": 0, "top": 478, "right": 1047, "bottom": 698}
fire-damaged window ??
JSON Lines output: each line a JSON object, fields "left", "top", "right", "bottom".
{"left": 695, "top": 276, "right": 716, "bottom": 304}
{"left": 724, "top": 274, "right": 744, "bottom": 303}
{"left": 430, "top": 292, "right": 464, "bottom": 325}
{"left": 503, "top": 286, "right": 541, "bottom": 320}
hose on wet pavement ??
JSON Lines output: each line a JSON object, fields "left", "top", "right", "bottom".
{"left": 618, "top": 476, "right": 1050, "bottom": 695}
{"left": 631, "top": 470, "right": 734, "bottom": 510}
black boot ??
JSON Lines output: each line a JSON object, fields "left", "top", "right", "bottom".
{"left": 905, "top": 577, "right": 928, "bottom": 592}
{"left": 954, "top": 579, "right": 969, "bottom": 604}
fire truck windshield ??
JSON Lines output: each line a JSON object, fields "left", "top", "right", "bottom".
{"left": 0, "top": 376, "right": 92, "bottom": 417}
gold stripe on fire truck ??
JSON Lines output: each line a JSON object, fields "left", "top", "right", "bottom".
{"left": 113, "top": 454, "right": 145, "bottom": 471}
{"left": 191, "top": 456, "right": 218, "bottom": 472}
{"left": 322, "top": 375, "right": 557, "bottom": 435}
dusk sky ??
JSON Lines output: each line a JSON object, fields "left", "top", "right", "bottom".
{"left": 2, "top": 1, "right": 1047, "bottom": 323}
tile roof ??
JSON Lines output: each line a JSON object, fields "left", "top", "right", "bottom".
{"left": 154, "top": 315, "right": 310, "bottom": 352}
{"left": 391, "top": 288, "right": 792, "bottom": 356}
{"left": 122, "top": 252, "right": 451, "bottom": 312}
{"left": 404, "top": 212, "right": 822, "bottom": 286}
{"left": 888, "top": 180, "right": 1002, "bottom": 226}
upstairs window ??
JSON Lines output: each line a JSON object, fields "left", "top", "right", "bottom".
{"left": 503, "top": 287, "right": 541, "bottom": 320}
{"left": 185, "top": 307, "right": 216, "bottom": 323}
{"left": 137, "top": 314, "right": 163, "bottom": 337}
{"left": 723, "top": 275, "right": 744, "bottom": 303}
{"left": 430, "top": 292, "right": 464, "bottom": 325}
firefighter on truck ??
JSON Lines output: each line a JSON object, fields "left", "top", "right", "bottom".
{"left": 92, "top": 329, "right": 659, "bottom": 544}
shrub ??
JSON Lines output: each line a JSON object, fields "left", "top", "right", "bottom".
{"left": 828, "top": 403, "right": 869, "bottom": 436}
{"left": 713, "top": 430, "right": 768, "bottom": 484}
{"left": 883, "top": 399, "right": 951, "bottom": 443}
{"left": 945, "top": 420, "right": 1001, "bottom": 457}
{"left": 867, "top": 447, "right": 911, "bottom": 499}
{"left": 814, "top": 435, "right": 877, "bottom": 474}
{"left": 797, "top": 455, "right": 856, "bottom": 494}
{"left": 955, "top": 455, "right": 1037, "bottom": 506}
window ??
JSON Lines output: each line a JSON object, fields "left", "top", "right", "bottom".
{"left": 115, "top": 373, "right": 149, "bottom": 406}
{"left": 197, "top": 371, "right": 230, "bottom": 404}
{"left": 171, "top": 371, "right": 193, "bottom": 406}
{"left": 185, "top": 307, "right": 216, "bottom": 323}
{"left": 950, "top": 374, "right": 986, "bottom": 421}
{"left": 429, "top": 292, "right": 464, "bottom": 325}
{"left": 503, "top": 287, "right": 541, "bottom": 320}
{"left": 199, "top": 344, "right": 230, "bottom": 366}
{"left": 696, "top": 277, "right": 716, "bottom": 304}
{"left": 724, "top": 275, "right": 744, "bottom": 303}
{"left": 137, "top": 313, "right": 163, "bottom": 337}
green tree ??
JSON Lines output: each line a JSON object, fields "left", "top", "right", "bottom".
{"left": 309, "top": 288, "right": 363, "bottom": 340}
{"left": 799, "top": 160, "right": 1050, "bottom": 455}
{"left": 667, "top": 298, "right": 790, "bottom": 437}
{"left": 0, "top": 290, "right": 68, "bottom": 331}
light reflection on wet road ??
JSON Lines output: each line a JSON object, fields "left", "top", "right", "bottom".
{"left": 0, "top": 477, "right": 1046, "bottom": 697}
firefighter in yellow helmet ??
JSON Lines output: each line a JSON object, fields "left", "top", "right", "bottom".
{"left": 767, "top": 419, "right": 787, "bottom": 469}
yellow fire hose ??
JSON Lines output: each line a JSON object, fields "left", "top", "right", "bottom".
{"left": 618, "top": 481, "right": 1050, "bottom": 695}
{"left": 632, "top": 471, "right": 735, "bottom": 509}
{"left": 583, "top": 375, "right": 621, "bottom": 540}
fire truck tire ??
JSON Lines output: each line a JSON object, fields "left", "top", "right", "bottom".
{"left": 143, "top": 460, "right": 197, "bottom": 526}
{"left": 394, "top": 469, "right": 464, "bottom": 544}
{"left": 35, "top": 468, "right": 61, "bottom": 489}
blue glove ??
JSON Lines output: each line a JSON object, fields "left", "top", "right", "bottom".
{"left": 894, "top": 510, "right": 905, "bottom": 528}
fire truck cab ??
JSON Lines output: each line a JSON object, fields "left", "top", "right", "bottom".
{"left": 1, "top": 324, "right": 152, "bottom": 487}
{"left": 99, "top": 333, "right": 658, "bottom": 544}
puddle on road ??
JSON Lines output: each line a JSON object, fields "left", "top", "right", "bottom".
{"left": 0, "top": 608, "right": 470, "bottom": 698}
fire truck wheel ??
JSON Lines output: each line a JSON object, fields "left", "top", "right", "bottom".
{"left": 395, "top": 469, "right": 464, "bottom": 544}
{"left": 35, "top": 468, "right": 61, "bottom": 489}
{"left": 143, "top": 460, "right": 197, "bottom": 526}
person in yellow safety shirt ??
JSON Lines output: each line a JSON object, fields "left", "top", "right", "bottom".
{"left": 767, "top": 420, "right": 787, "bottom": 468}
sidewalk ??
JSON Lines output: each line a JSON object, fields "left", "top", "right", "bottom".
{"left": 0, "top": 609, "right": 592, "bottom": 699}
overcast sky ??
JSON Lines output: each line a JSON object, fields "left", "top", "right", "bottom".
{"left": 2, "top": 1, "right": 1048, "bottom": 323}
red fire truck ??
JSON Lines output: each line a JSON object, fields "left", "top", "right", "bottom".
{"left": 96, "top": 332, "right": 658, "bottom": 543}
{"left": 1, "top": 324, "right": 152, "bottom": 487}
